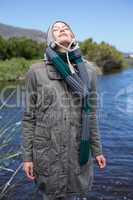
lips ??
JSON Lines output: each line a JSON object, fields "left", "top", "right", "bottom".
{"left": 59, "top": 33, "right": 68, "bottom": 37}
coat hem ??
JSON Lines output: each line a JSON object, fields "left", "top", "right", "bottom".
{"left": 44, "top": 187, "right": 92, "bottom": 199}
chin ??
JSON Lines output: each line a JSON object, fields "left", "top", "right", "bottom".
{"left": 59, "top": 39, "right": 72, "bottom": 46}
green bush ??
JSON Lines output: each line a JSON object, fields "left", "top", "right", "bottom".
{"left": 0, "top": 36, "right": 46, "bottom": 60}
{"left": 80, "top": 39, "right": 125, "bottom": 71}
{"left": 0, "top": 58, "right": 37, "bottom": 81}
{"left": 0, "top": 35, "right": 127, "bottom": 79}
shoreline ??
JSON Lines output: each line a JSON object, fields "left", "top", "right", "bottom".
{"left": 0, "top": 58, "right": 132, "bottom": 82}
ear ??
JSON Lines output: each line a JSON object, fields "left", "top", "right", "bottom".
{"left": 71, "top": 32, "right": 75, "bottom": 39}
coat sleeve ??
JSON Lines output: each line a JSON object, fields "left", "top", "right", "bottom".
{"left": 89, "top": 69, "right": 103, "bottom": 157}
{"left": 21, "top": 68, "right": 37, "bottom": 162}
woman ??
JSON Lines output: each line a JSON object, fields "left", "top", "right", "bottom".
{"left": 22, "top": 21, "right": 106, "bottom": 200}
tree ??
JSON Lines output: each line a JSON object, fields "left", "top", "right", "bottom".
{"left": 0, "top": 36, "right": 7, "bottom": 60}
{"left": 80, "top": 38, "right": 124, "bottom": 71}
{"left": 0, "top": 36, "right": 46, "bottom": 60}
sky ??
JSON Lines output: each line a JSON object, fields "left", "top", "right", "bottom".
{"left": 0, "top": 0, "right": 132, "bottom": 52}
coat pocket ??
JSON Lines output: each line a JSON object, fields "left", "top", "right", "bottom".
{"left": 35, "top": 148, "right": 50, "bottom": 176}
{"left": 34, "top": 122, "right": 51, "bottom": 139}
{"left": 33, "top": 124, "right": 51, "bottom": 176}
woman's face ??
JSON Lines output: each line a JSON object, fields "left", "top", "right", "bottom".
{"left": 52, "top": 22, "right": 74, "bottom": 46}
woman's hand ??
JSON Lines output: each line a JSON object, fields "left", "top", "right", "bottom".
{"left": 23, "top": 161, "right": 35, "bottom": 180}
{"left": 95, "top": 154, "right": 106, "bottom": 169}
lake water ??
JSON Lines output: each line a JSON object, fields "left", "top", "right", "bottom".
{"left": 0, "top": 67, "right": 133, "bottom": 200}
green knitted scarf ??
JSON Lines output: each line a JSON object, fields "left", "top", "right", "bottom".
{"left": 45, "top": 46, "right": 91, "bottom": 166}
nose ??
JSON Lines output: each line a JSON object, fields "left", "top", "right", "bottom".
{"left": 60, "top": 28, "right": 65, "bottom": 32}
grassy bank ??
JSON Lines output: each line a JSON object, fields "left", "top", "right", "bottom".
{"left": 0, "top": 57, "right": 131, "bottom": 81}
{"left": 0, "top": 58, "right": 39, "bottom": 81}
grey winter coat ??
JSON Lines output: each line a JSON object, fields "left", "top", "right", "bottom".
{"left": 21, "top": 60, "right": 102, "bottom": 199}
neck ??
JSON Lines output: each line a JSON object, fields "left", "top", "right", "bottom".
{"left": 55, "top": 41, "right": 72, "bottom": 53}
{"left": 56, "top": 46, "right": 66, "bottom": 53}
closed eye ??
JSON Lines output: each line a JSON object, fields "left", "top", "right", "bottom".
{"left": 53, "top": 26, "right": 69, "bottom": 32}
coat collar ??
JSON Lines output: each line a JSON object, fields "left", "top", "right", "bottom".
{"left": 45, "top": 61, "right": 78, "bottom": 80}
{"left": 46, "top": 63, "right": 63, "bottom": 80}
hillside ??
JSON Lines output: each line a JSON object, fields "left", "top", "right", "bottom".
{"left": 0, "top": 22, "right": 46, "bottom": 43}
